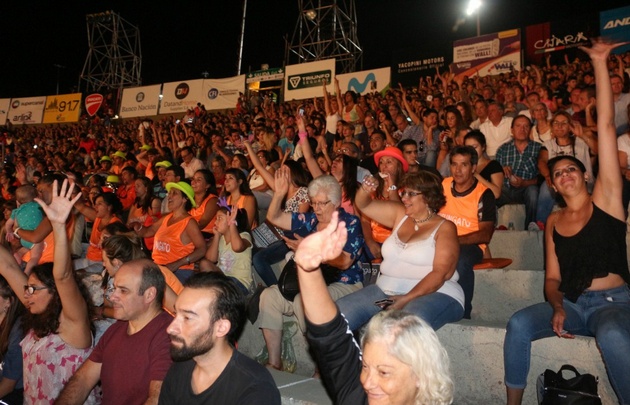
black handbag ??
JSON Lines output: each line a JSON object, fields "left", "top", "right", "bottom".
{"left": 278, "top": 258, "right": 340, "bottom": 301}
{"left": 537, "top": 364, "right": 601, "bottom": 405}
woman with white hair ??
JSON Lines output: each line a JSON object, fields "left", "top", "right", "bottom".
{"left": 296, "top": 212, "right": 454, "bottom": 404}
{"left": 258, "top": 171, "right": 364, "bottom": 371}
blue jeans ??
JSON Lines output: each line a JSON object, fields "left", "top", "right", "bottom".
{"left": 504, "top": 285, "right": 630, "bottom": 404}
{"left": 252, "top": 240, "right": 289, "bottom": 286}
{"left": 457, "top": 244, "right": 483, "bottom": 319}
{"left": 498, "top": 184, "right": 539, "bottom": 228}
{"left": 336, "top": 284, "right": 464, "bottom": 331}
{"left": 536, "top": 182, "right": 556, "bottom": 224}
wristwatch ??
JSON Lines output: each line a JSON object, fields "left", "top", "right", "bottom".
{"left": 387, "top": 185, "right": 398, "bottom": 191}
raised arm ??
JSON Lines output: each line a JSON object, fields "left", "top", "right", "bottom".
{"left": 0, "top": 246, "right": 28, "bottom": 306}
{"left": 244, "top": 140, "right": 276, "bottom": 191}
{"left": 356, "top": 175, "right": 404, "bottom": 229}
{"left": 297, "top": 115, "right": 324, "bottom": 179}
{"left": 266, "top": 166, "right": 293, "bottom": 230}
{"left": 399, "top": 84, "right": 421, "bottom": 125}
{"left": 583, "top": 40, "right": 627, "bottom": 219}
{"left": 35, "top": 179, "right": 91, "bottom": 349}
{"left": 295, "top": 211, "right": 347, "bottom": 325}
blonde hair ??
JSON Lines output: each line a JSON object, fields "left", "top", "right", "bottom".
{"left": 362, "top": 310, "right": 454, "bottom": 405}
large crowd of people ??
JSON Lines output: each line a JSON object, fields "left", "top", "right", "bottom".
{"left": 0, "top": 39, "right": 627, "bottom": 404}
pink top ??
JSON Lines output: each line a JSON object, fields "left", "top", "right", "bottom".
{"left": 21, "top": 331, "right": 100, "bottom": 404}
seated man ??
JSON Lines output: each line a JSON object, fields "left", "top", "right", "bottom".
{"left": 159, "top": 273, "right": 280, "bottom": 404}
{"left": 439, "top": 146, "right": 496, "bottom": 319}
{"left": 496, "top": 115, "right": 542, "bottom": 230}
{"left": 56, "top": 259, "right": 173, "bottom": 405}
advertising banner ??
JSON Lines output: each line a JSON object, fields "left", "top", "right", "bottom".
{"left": 246, "top": 68, "right": 284, "bottom": 84}
{"left": 119, "top": 85, "right": 161, "bottom": 118}
{"left": 392, "top": 48, "right": 449, "bottom": 87}
{"left": 42, "top": 93, "right": 82, "bottom": 124}
{"left": 7, "top": 96, "right": 46, "bottom": 125}
{"left": 336, "top": 67, "right": 391, "bottom": 95}
{"left": 160, "top": 79, "right": 205, "bottom": 114}
{"left": 451, "top": 29, "right": 521, "bottom": 79}
{"left": 525, "top": 18, "right": 596, "bottom": 66}
{"left": 0, "top": 99, "right": 10, "bottom": 125}
{"left": 284, "top": 59, "right": 335, "bottom": 101}
{"left": 201, "top": 75, "right": 245, "bottom": 110}
{"left": 600, "top": 5, "right": 630, "bottom": 54}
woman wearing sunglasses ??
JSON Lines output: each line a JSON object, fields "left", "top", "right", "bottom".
{"left": 336, "top": 171, "right": 464, "bottom": 332}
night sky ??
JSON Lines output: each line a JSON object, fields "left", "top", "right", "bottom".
{"left": 1, "top": 0, "right": 628, "bottom": 98}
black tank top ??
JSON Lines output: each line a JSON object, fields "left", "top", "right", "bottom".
{"left": 553, "top": 203, "right": 630, "bottom": 302}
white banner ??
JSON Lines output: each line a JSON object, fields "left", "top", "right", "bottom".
{"left": 159, "top": 79, "right": 205, "bottom": 114}
{"left": 0, "top": 99, "right": 10, "bottom": 125}
{"left": 201, "top": 75, "right": 245, "bottom": 110}
{"left": 7, "top": 96, "right": 46, "bottom": 125}
{"left": 336, "top": 67, "right": 391, "bottom": 95}
{"left": 284, "top": 59, "right": 336, "bottom": 101}
{"left": 119, "top": 85, "right": 162, "bottom": 118}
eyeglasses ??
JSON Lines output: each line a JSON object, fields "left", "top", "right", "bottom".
{"left": 398, "top": 190, "right": 422, "bottom": 198}
{"left": 24, "top": 285, "right": 49, "bottom": 295}
{"left": 311, "top": 200, "right": 331, "bottom": 209}
{"left": 552, "top": 121, "right": 570, "bottom": 127}
{"left": 336, "top": 148, "right": 351, "bottom": 155}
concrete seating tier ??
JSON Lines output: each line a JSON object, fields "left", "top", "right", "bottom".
{"left": 239, "top": 229, "right": 624, "bottom": 403}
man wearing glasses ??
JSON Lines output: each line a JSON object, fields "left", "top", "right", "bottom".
{"left": 180, "top": 146, "right": 205, "bottom": 179}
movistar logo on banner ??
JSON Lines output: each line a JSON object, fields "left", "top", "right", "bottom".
{"left": 287, "top": 70, "right": 331, "bottom": 90}
{"left": 348, "top": 73, "right": 376, "bottom": 94}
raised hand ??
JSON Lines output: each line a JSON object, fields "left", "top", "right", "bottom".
{"left": 579, "top": 39, "right": 629, "bottom": 62}
{"left": 35, "top": 179, "right": 82, "bottom": 225}
{"left": 294, "top": 211, "right": 347, "bottom": 272}
{"left": 227, "top": 205, "right": 239, "bottom": 227}
{"left": 274, "top": 165, "right": 291, "bottom": 196}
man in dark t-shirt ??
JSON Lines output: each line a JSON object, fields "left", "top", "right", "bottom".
{"left": 159, "top": 273, "right": 280, "bottom": 405}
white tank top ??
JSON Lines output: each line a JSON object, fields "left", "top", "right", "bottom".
{"left": 377, "top": 217, "right": 464, "bottom": 308}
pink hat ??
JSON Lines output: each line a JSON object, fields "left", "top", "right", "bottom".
{"left": 374, "top": 146, "right": 409, "bottom": 172}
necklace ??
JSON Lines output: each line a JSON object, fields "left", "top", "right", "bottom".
{"left": 412, "top": 211, "right": 434, "bottom": 231}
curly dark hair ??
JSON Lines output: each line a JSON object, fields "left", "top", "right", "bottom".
{"left": 22, "top": 263, "right": 94, "bottom": 339}
{"left": 400, "top": 172, "right": 446, "bottom": 213}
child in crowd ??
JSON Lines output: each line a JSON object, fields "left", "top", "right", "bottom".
{"left": 5, "top": 185, "right": 44, "bottom": 274}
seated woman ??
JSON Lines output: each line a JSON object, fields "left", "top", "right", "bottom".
{"left": 200, "top": 206, "right": 253, "bottom": 294}
{"left": 259, "top": 172, "right": 364, "bottom": 370}
{"left": 0, "top": 276, "right": 24, "bottom": 405}
{"left": 504, "top": 41, "right": 630, "bottom": 405}
{"left": 135, "top": 181, "right": 206, "bottom": 284}
{"left": 74, "top": 191, "right": 123, "bottom": 273}
{"left": 463, "top": 131, "right": 504, "bottom": 199}
{"left": 295, "top": 212, "right": 454, "bottom": 404}
{"left": 0, "top": 179, "right": 99, "bottom": 404}
{"left": 223, "top": 168, "right": 258, "bottom": 230}
{"left": 337, "top": 171, "right": 464, "bottom": 331}
{"left": 188, "top": 169, "right": 219, "bottom": 236}
{"left": 361, "top": 146, "right": 408, "bottom": 261}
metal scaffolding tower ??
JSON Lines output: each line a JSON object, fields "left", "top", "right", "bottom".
{"left": 79, "top": 11, "right": 142, "bottom": 92}
{"left": 286, "top": 0, "right": 362, "bottom": 73}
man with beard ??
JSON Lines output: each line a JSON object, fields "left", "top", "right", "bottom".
{"left": 159, "top": 272, "right": 280, "bottom": 404}
{"left": 56, "top": 259, "right": 173, "bottom": 404}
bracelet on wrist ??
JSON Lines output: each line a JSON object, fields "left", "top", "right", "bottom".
{"left": 13, "top": 227, "right": 21, "bottom": 239}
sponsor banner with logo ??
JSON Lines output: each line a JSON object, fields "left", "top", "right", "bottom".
{"left": 160, "top": 79, "right": 205, "bottom": 114}
{"left": 451, "top": 29, "right": 522, "bottom": 79}
{"left": 85, "top": 93, "right": 104, "bottom": 117}
{"left": 284, "top": 59, "right": 335, "bottom": 101}
{"left": 246, "top": 68, "right": 284, "bottom": 84}
{"left": 600, "top": 5, "right": 630, "bottom": 54}
{"left": 201, "top": 75, "right": 245, "bottom": 110}
{"left": 336, "top": 67, "right": 391, "bottom": 95}
{"left": 42, "top": 93, "right": 82, "bottom": 124}
{"left": 119, "top": 85, "right": 161, "bottom": 118}
{"left": 392, "top": 48, "right": 449, "bottom": 87}
{"left": 7, "top": 96, "right": 46, "bottom": 125}
{"left": 0, "top": 99, "right": 10, "bottom": 125}
{"left": 525, "top": 18, "right": 596, "bottom": 66}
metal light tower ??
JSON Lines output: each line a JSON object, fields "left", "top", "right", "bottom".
{"left": 79, "top": 11, "right": 142, "bottom": 92}
{"left": 286, "top": 0, "right": 362, "bottom": 73}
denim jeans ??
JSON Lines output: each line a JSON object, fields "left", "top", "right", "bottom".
{"left": 504, "top": 285, "right": 630, "bottom": 404}
{"left": 457, "top": 244, "right": 483, "bottom": 319}
{"left": 336, "top": 284, "right": 464, "bottom": 331}
{"left": 498, "top": 184, "right": 539, "bottom": 228}
{"left": 536, "top": 182, "right": 556, "bottom": 224}
{"left": 252, "top": 240, "right": 289, "bottom": 286}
